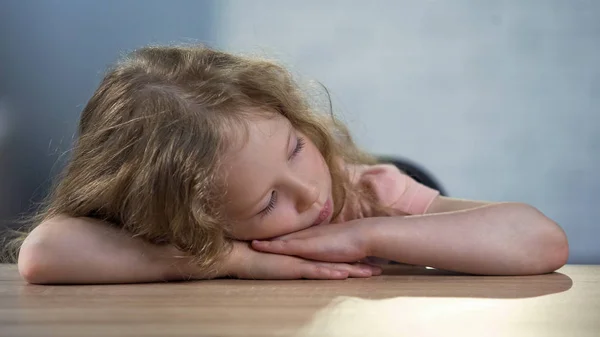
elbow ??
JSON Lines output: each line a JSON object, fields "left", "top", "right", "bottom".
{"left": 17, "top": 222, "right": 62, "bottom": 285}
{"left": 18, "top": 239, "right": 54, "bottom": 284}
{"left": 541, "top": 223, "right": 569, "bottom": 273}
{"left": 18, "top": 243, "right": 46, "bottom": 284}
{"left": 18, "top": 216, "right": 78, "bottom": 284}
{"left": 522, "top": 205, "right": 569, "bottom": 274}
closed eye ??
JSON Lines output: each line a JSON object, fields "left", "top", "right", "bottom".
{"left": 259, "top": 191, "right": 277, "bottom": 217}
{"left": 258, "top": 135, "right": 305, "bottom": 218}
{"left": 290, "top": 136, "right": 305, "bottom": 160}
{"left": 259, "top": 137, "right": 304, "bottom": 217}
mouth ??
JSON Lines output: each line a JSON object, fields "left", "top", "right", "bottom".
{"left": 312, "top": 197, "right": 332, "bottom": 226}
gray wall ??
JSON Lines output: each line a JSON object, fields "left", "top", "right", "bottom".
{"left": 214, "top": 0, "right": 600, "bottom": 264}
{"left": 1, "top": 1, "right": 598, "bottom": 263}
{"left": 0, "top": 0, "right": 215, "bottom": 225}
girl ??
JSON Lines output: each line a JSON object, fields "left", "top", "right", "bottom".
{"left": 15, "top": 45, "right": 568, "bottom": 284}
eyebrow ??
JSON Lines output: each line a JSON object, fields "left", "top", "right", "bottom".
{"left": 242, "top": 125, "right": 293, "bottom": 216}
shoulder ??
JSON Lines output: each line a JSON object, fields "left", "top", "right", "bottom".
{"left": 345, "top": 163, "right": 409, "bottom": 188}
{"left": 344, "top": 163, "right": 410, "bottom": 204}
{"left": 347, "top": 163, "right": 441, "bottom": 215}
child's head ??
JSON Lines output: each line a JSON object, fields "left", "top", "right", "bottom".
{"left": 39, "top": 45, "right": 377, "bottom": 269}
{"left": 221, "top": 112, "right": 333, "bottom": 241}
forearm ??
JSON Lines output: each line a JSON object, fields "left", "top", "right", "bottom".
{"left": 18, "top": 216, "right": 224, "bottom": 284}
{"left": 369, "top": 203, "right": 569, "bottom": 275}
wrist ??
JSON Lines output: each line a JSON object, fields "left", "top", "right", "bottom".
{"left": 148, "top": 244, "right": 194, "bottom": 281}
{"left": 216, "top": 241, "right": 243, "bottom": 278}
{"left": 149, "top": 243, "right": 228, "bottom": 281}
{"left": 358, "top": 217, "right": 385, "bottom": 257}
{"left": 361, "top": 216, "right": 398, "bottom": 258}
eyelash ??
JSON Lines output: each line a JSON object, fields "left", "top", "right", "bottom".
{"left": 260, "top": 191, "right": 277, "bottom": 217}
{"left": 290, "top": 137, "right": 305, "bottom": 159}
{"left": 259, "top": 137, "right": 305, "bottom": 216}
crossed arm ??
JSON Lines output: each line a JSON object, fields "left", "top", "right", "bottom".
{"left": 254, "top": 200, "right": 569, "bottom": 275}
{"left": 17, "top": 196, "right": 569, "bottom": 284}
{"left": 17, "top": 216, "right": 382, "bottom": 284}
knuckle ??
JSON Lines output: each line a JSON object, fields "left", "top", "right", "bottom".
{"left": 312, "top": 265, "right": 325, "bottom": 275}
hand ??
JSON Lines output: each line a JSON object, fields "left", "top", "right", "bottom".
{"left": 251, "top": 218, "right": 375, "bottom": 263}
{"left": 224, "top": 240, "right": 381, "bottom": 280}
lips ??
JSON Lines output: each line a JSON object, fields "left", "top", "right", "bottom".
{"left": 312, "top": 198, "right": 332, "bottom": 226}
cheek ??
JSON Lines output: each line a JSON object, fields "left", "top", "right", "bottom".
{"left": 305, "top": 144, "right": 327, "bottom": 175}
{"left": 233, "top": 210, "right": 299, "bottom": 240}
{"left": 313, "top": 147, "right": 331, "bottom": 187}
{"left": 265, "top": 207, "right": 300, "bottom": 237}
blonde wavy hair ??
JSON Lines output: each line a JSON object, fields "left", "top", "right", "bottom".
{"left": 5, "top": 44, "right": 391, "bottom": 268}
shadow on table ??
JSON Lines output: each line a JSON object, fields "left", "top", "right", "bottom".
{"left": 370, "top": 264, "right": 573, "bottom": 299}
{"left": 14, "top": 264, "right": 573, "bottom": 301}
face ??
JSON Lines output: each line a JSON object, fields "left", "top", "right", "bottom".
{"left": 221, "top": 113, "right": 333, "bottom": 241}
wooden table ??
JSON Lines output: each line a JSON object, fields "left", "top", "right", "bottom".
{"left": 1, "top": 264, "right": 598, "bottom": 336}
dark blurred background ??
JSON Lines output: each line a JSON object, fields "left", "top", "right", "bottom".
{"left": 1, "top": 0, "right": 598, "bottom": 263}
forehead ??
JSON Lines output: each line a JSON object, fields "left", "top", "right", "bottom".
{"left": 220, "top": 114, "right": 291, "bottom": 212}
{"left": 222, "top": 113, "right": 290, "bottom": 163}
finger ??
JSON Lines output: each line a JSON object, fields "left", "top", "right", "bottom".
{"left": 320, "top": 263, "right": 373, "bottom": 278}
{"left": 236, "top": 257, "right": 351, "bottom": 280}
{"left": 273, "top": 229, "right": 317, "bottom": 241}
{"left": 252, "top": 239, "right": 357, "bottom": 263}
{"left": 253, "top": 239, "right": 335, "bottom": 261}
{"left": 357, "top": 263, "right": 383, "bottom": 276}
{"left": 323, "top": 262, "right": 382, "bottom": 278}
{"left": 298, "top": 263, "right": 349, "bottom": 280}
{"left": 252, "top": 239, "right": 307, "bottom": 256}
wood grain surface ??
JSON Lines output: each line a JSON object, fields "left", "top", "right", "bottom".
{"left": 1, "top": 264, "right": 596, "bottom": 337}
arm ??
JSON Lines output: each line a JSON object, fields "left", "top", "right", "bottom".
{"left": 18, "top": 216, "right": 211, "bottom": 284}
{"left": 253, "top": 203, "right": 569, "bottom": 275}
{"left": 18, "top": 216, "right": 379, "bottom": 284}
{"left": 369, "top": 203, "right": 569, "bottom": 275}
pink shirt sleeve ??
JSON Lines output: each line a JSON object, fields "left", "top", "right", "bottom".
{"left": 359, "top": 164, "right": 440, "bottom": 215}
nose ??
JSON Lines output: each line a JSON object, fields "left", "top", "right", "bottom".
{"left": 292, "top": 177, "right": 319, "bottom": 213}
